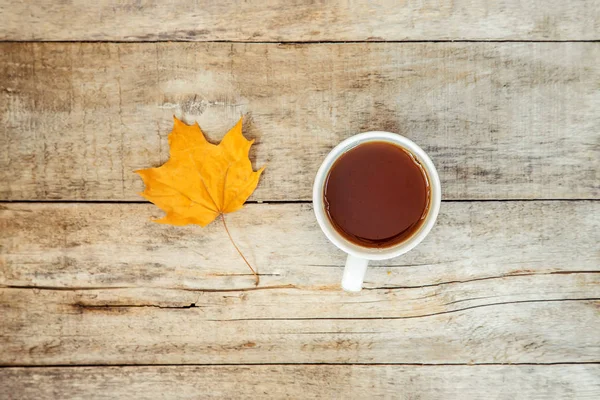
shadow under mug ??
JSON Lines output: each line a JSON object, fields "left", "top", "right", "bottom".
{"left": 313, "top": 132, "right": 442, "bottom": 292}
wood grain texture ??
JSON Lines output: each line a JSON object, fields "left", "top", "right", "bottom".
{"left": 1, "top": 202, "right": 599, "bottom": 365}
{"left": 0, "top": 0, "right": 598, "bottom": 41}
{"left": 2, "top": 284, "right": 600, "bottom": 365}
{"left": 1, "top": 43, "right": 599, "bottom": 201}
{"left": 1, "top": 288, "right": 599, "bottom": 365}
{"left": 1, "top": 365, "right": 599, "bottom": 399}
{"left": 2, "top": 2, "right": 599, "bottom": 394}
{"left": 1, "top": 202, "right": 598, "bottom": 290}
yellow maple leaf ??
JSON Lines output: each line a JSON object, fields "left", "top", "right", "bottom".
{"left": 136, "top": 116, "right": 265, "bottom": 283}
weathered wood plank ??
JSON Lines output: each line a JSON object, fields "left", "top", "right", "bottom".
{"left": 1, "top": 365, "right": 599, "bottom": 399}
{"left": 1, "top": 202, "right": 598, "bottom": 290}
{"left": 0, "top": 1, "right": 598, "bottom": 41}
{"left": 1, "top": 43, "right": 598, "bottom": 201}
{"left": 1, "top": 287, "right": 598, "bottom": 365}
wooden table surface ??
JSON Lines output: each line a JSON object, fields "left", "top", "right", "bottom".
{"left": 1, "top": 1, "right": 599, "bottom": 399}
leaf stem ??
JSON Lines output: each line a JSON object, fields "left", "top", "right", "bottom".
{"left": 220, "top": 213, "right": 259, "bottom": 286}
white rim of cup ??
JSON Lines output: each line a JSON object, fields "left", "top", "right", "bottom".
{"left": 313, "top": 131, "right": 442, "bottom": 261}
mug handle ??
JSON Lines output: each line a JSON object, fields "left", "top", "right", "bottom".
{"left": 342, "top": 255, "right": 369, "bottom": 292}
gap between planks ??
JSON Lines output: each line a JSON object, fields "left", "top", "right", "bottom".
{"left": 0, "top": 199, "right": 598, "bottom": 204}
{"left": 2, "top": 362, "right": 599, "bottom": 368}
{"left": 0, "top": 40, "right": 599, "bottom": 44}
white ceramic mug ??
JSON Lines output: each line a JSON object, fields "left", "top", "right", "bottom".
{"left": 313, "top": 132, "right": 441, "bottom": 292}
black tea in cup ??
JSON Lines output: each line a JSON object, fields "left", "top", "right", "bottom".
{"left": 323, "top": 141, "right": 430, "bottom": 248}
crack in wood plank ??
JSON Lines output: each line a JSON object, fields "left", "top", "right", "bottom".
{"left": 65, "top": 298, "right": 600, "bottom": 319}
{"left": 2, "top": 362, "right": 599, "bottom": 368}
{"left": 365, "top": 271, "right": 600, "bottom": 290}
{"left": 3, "top": 271, "right": 598, "bottom": 293}
{"left": 198, "top": 298, "right": 600, "bottom": 321}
